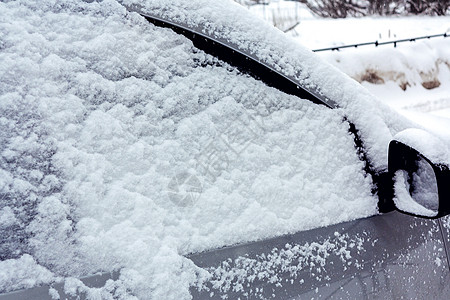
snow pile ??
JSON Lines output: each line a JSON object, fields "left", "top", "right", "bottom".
{"left": 393, "top": 128, "right": 450, "bottom": 165}
{"left": 0, "top": 254, "right": 56, "bottom": 292}
{"left": 321, "top": 38, "right": 450, "bottom": 93}
{"left": 0, "top": 0, "right": 381, "bottom": 297}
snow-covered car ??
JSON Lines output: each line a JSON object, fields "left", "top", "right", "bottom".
{"left": 1, "top": 0, "right": 449, "bottom": 299}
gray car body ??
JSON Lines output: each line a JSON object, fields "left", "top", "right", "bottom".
{"left": 1, "top": 211, "right": 450, "bottom": 299}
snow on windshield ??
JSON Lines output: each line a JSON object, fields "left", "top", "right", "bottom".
{"left": 123, "top": 0, "right": 415, "bottom": 172}
{"left": 1, "top": 0, "right": 382, "bottom": 298}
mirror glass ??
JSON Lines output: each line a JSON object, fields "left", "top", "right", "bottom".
{"left": 394, "top": 155, "right": 439, "bottom": 217}
{"left": 409, "top": 157, "right": 439, "bottom": 212}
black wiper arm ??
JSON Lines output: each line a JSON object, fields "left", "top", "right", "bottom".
{"left": 126, "top": 6, "right": 337, "bottom": 109}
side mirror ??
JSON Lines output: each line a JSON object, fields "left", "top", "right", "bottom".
{"left": 388, "top": 129, "right": 450, "bottom": 218}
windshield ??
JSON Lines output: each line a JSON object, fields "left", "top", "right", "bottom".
{"left": 1, "top": 0, "right": 377, "bottom": 297}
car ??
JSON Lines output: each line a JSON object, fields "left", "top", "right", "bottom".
{"left": 0, "top": 0, "right": 449, "bottom": 299}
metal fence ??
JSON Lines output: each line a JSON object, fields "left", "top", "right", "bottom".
{"left": 313, "top": 32, "right": 448, "bottom": 52}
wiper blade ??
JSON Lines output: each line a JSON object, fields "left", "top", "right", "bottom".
{"left": 125, "top": 4, "right": 338, "bottom": 109}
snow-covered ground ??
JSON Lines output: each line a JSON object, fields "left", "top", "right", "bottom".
{"left": 247, "top": 1, "right": 450, "bottom": 119}
{"left": 0, "top": 0, "right": 449, "bottom": 299}
{"left": 247, "top": 1, "right": 450, "bottom": 47}
{"left": 320, "top": 38, "right": 450, "bottom": 122}
{"left": 313, "top": 24, "right": 450, "bottom": 142}
{"left": 247, "top": 0, "right": 450, "bottom": 140}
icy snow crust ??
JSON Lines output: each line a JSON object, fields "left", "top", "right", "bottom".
{"left": 0, "top": 0, "right": 416, "bottom": 298}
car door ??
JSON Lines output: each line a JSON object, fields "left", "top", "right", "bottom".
{"left": 2, "top": 212, "right": 448, "bottom": 300}
{"left": 189, "top": 211, "right": 450, "bottom": 299}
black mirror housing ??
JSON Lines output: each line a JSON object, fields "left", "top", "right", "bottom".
{"left": 389, "top": 138, "right": 450, "bottom": 218}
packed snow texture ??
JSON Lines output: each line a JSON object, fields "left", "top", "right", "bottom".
{"left": 0, "top": 0, "right": 383, "bottom": 297}
{"left": 0, "top": 254, "right": 56, "bottom": 293}
{"left": 393, "top": 128, "right": 450, "bottom": 165}
{"left": 122, "top": 0, "right": 416, "bottom": 171}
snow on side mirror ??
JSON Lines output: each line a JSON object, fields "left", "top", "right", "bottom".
{"left": 388, "top": 129, "right": 450, "bottom": 218}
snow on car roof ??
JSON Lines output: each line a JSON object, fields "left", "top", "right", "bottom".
{"left": 0, "top": 0, "right": 421, "bottom": 298}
